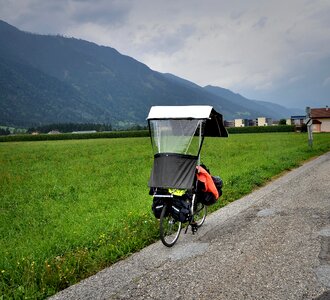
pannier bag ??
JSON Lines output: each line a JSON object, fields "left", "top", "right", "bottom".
{"left": 197, "top": 170, "right": 223, "bottom": 206}
{"left": 212, "top": 176, "right": 223, "bottom": 197}
{"left": 171, "top": 198, "right": 191, "bottom": 223}
{"left": 152, "top": 197, "right": 166, "bottom": 219}
{"left": 196, "top": 166, "right": 219, "bottom": 199}
{"left": 197, "top": 191, "right": 217, "bottom": 206}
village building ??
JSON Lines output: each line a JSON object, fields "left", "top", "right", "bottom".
{"left": 311, "top": 106, "right": 330, "bottom": 132}
{"left": 48, "top": 130, "right": 61, "bottom": 134}
{"left": 286, "top": 116, "right": 305, "bottom": 126}
{"left": 249, "top": 119, "right": 257, "bottom": 126}
{"left": 224, "top": 120, "right": 235, "bottom": 128}
{"left": 234, "top": 119, "right": 247, "bottom": 127}
{"left": 257, "top": 117, "right": 272, "bottom": 126}
{"left": 287, "top": 115, "right": 306, "bottom": 131}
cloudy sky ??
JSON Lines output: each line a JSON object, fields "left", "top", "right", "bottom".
{"left": 1, "top": 0, "right": 330, "bottom": 108}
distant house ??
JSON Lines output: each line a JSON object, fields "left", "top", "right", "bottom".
{"left": 257, "top": 117, "right": 272, "bottom": 126}
{"left": 224, "top": 120, "right": 235, "bottom": 128}
{"left": 287, "top": 115, "right": 306, "bottom": 131}
{"left": 288, "top": 116, "right": 305, "bottom": 126}
{"left": 311, "top": 107, "right": 330, "bottom": 132}
{"left": 48, "top": 130, "right": 61, "bottom": 134}
{"left": 234, "top": 119, "right": 248, "bottom": 127}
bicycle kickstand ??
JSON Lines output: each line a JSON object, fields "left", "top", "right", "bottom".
{"left": 191, "top": 222, "right": 198, "bottom": 234}
{"left": 184, "top": 219, "right": 198, "bottom": 235}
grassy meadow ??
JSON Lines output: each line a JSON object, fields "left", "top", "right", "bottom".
{"left": 1, "top": 132, "right": 330, "bottom": 298}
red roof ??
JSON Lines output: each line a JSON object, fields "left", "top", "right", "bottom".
{"left": 311, "top": 107, "right": 330, "bottom": 118}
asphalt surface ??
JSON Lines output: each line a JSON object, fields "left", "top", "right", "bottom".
{"left": 50, "top": 152, "right": 330, "bottom": 300}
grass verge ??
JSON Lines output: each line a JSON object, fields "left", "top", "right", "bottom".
{"left": 0, "top": 132, "right": 329, "bottom": 298}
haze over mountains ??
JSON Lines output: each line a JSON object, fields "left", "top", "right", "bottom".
{"left": 0, "top": 20, "right": 300, "bottom": 128}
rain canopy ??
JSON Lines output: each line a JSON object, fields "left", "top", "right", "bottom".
{"left": 147, "top": 105, "right": 227, "bottom": 189}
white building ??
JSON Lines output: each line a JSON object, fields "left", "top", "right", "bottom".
{"left": 234, "top": 119, "right": 245, "bottom": 127}
{"left": 257, "top": 117, "right": 272, "bottom": 126}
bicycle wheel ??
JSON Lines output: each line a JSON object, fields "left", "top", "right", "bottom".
{"left": 194, "top": 201, "right": 207, "bottom": 228}
{"left": 160, "top": 204, "right": 182, "bottom": 247}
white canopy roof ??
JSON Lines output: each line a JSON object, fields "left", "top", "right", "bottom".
{"left": 147, "top": 105, "right": 213, "bottom": 120}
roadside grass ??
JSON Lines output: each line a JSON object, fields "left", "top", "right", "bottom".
{"left": 0, "top": 133, "right": 329, "bottom": 299}
{"left": 202, "top": 133, "right": 330, "bottom": 210}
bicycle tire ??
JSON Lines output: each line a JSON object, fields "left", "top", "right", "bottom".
{"left": 159, "top": 204, "right": 182, "bottom": 247}
{"left": 194, "top": 202, "right": 207, "bottom": 228}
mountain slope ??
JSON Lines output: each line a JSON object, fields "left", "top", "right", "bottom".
{"left": 203, "top": 85, "right": 298, "bottom": 119}
{"left": 161, "top": 73, "right": 259, "bottom": 118}
{"left": 0, "top": 56, "right": 108, "bottom": 126}
{"left": 0, "top": 20, "right": 294, "bottom": 127}
{"left": 164, "top": 74, "right": 295, "bottom": 119}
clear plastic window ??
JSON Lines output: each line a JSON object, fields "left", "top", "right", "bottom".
{"left": 149, "top": 119, "right": 204, "bottom": 155}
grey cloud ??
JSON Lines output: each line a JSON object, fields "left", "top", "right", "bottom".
{"left": 139, "top": 24, "right": 196, "bottom": 55}
{"left": 70, "top": 0, "right": 131, "bottom": 26}
{"left": 253, "top": 17, "right": 268, "bottom": 29}
{"left": 0, "top": 0, "right": 72, "bottom": 34}
{"left": 221, "top": 60, "right": 242, "bottom": 68}
{"left": 0, "top": 0, "right": 131, "bottom": 34}
{"left": 322, "top": 77, "right": 330, "bottom": 87}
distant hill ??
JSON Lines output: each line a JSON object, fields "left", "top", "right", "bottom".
{"left": 0, "top": 20, "right": 295, "bottom": 127}
{"left": 203, "top": 85, "right": 298, "bottom": 119}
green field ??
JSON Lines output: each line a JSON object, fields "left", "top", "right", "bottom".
{"left": 1, "top": 133, "right": 330, "bottom": 299}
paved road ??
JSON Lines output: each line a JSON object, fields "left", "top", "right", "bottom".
{"left": 51, "top": 152, "right": 330, "bottom": 300}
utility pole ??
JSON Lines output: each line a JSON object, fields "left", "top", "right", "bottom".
{"left": 305, "top": 107, "right": 313, "bottom": 148}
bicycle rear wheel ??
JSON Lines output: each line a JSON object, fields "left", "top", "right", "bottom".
{"left": 160, "top": 204, "right": 182, "bottom": 247}
{"left": 194, "top": 201, "right": 207, "bottom": 228}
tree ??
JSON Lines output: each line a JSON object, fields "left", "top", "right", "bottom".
{"left": 0, "top": 127, "right": 10, "bottom": 135}
{"left": 279, "top": 119, "right": 287, "bottom": 125}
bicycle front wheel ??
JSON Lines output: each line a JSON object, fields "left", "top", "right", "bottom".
{"left": 194, "top": 201, "right": 207, "bottom": 228}
{"left": 160, "top": 204, "right": 182, "bottom": 247}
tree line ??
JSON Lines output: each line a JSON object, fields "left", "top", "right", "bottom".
{"left": 27, "top": 123, "right": 113, "bottom": 133}
{"left": 0, "top": 128, "right": 11, "bottom": 136}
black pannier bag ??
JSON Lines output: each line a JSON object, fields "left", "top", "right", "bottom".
{"left": 197, "top": 191, "right": 217, "bottom": 206}
{"left": 212, "top": 176, "right": 223, "bottom": 197}
{"left": 196, "top": 175, "right": 223, "bottom": 206}
{"left": 152, "top": 197, "right": 166, "bottom": 219}
{"left": 196, "top": 178, "right": 216, "bottom": 206}
{"left": 171, "top": 198, "right": 191, "bottom": 223}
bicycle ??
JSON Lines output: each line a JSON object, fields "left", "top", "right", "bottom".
{"left": 158, "top": 193, "right": 207, "bottom": 247}
{"left": 147, "top": 105, "right": 227, "bottom": 247}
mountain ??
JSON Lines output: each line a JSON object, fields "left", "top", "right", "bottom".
{"left": 203, "top": 85, "right": 299, "bottom": 119}
{"left": 163, "top": 74, "right": 298, "bottom": 119}
{"left": 0, "top": 20, "right": 295, "bottom": 127}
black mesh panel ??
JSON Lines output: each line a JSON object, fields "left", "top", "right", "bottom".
{"left": 148, "top": 153, "right": 198, "bottom": 189}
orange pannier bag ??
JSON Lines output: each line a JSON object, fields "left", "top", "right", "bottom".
{"left": 196, "top": 166, "right": 219, "bottom": 199}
